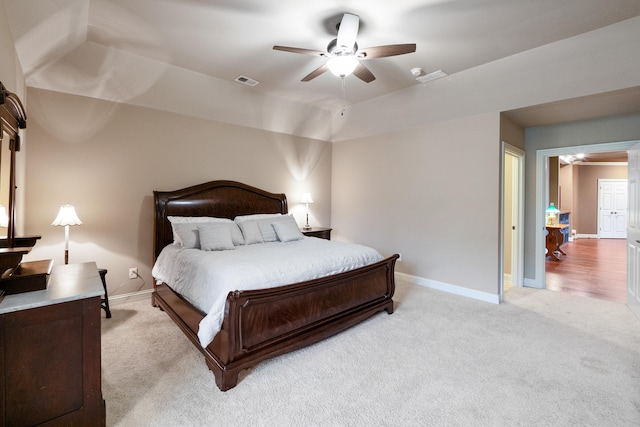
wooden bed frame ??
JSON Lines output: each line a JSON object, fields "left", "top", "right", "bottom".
{"left": 152, "top": 180, "right": 398, "bottom": 391}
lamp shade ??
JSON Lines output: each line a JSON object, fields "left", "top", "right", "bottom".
{"left": 301, "top": 193, "right": 314, "bottom": 204}
{"left": 545, "top": 203, "right": 560, "bottom": 214}
{"left": 52, "top": 205, "right": 83, "bottom": 227}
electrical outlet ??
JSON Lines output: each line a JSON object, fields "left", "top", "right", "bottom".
{"left": 129, "top": 267, "right": 138, "bottom": 279}
{"left": 398, "top": 253, "right": 402, "bottom": 261}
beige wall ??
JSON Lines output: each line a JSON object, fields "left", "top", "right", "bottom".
{"left": 332, "top": 112, "right": 502, "bottom": 296}
{"left": 22, "top": 88, "right": 332, "bottom": 296}
{"left": 499, "top": 114, "right": 525, "bottom": 151}
{"left": 0, "top": 0, "right": 27, "bottom": 235}
{"left": 575, "top": 164, "right": 627, "bottom": 234}
{"left": 548, "top": 157, "right": 559, "bottom": 207}
{"left": 559, "top": 164, "right": 573, "bottom": 211}
{"left": 559, "top": 164, "right": 574, "bottom": 232}
{"left": 0, "top": 1, "right": 20, "bottom": 94}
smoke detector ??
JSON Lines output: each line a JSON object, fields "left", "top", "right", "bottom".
{"left": 413, "top": 69, "right": 448, "bottom": 83}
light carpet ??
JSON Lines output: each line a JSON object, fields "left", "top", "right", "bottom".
{"left": 101, "top": 277, "right": 640, "bottom": 426}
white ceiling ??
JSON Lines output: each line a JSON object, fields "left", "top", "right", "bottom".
{"left": 5, "top": 0, "right": 640, "bottom": 116}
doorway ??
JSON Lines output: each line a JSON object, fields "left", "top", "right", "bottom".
{"left": 534, "top": 140, "right": 636, "bottom": 292}
{"left": 501, "top": 142, "right": 524, "bottom": 302}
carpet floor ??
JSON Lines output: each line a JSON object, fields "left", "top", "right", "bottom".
{"left": 101, "top": 277, "right": 640, "bottom": 426}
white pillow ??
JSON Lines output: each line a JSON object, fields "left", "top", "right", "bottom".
{"left": 237, "top": 220, "right": 264, "bottom": 245}
{"left": 200, "top": 222, "right": 244, "bottom": 246}
{"left": 235, "top": 213, "right": 282, "bottom": 243}
{"left": 198, "top": 223, "right": 235, "bottom": 251}
{"left": 257, "top": 218, "right": 281, "bottom": 242}
{"left": 234, "top": 213, "right": 281, "bottom": 222}
{"left": 168, "top": 216, "right": 235, "bottom": 246}
{"left": 172, "top": 222, "right": 201, "bottom": 248}
{"left": 168, "top": 216, "right": 232, "bottom": 223}
{"left": 272, "top": 216, "right": 304, "bottom": 242}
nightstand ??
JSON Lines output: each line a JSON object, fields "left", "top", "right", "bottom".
{"left": 302, "top": 227, "right": 332, "bottom": 240}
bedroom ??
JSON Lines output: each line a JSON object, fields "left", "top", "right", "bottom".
{"left": 0, "top": 1, "right": 638, "bottom": 307}
{"left": 1, "top": 0, "right": 639, "bottom": 424}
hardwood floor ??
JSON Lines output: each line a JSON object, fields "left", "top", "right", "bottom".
{"left": 545, "top": 238, "right": 626, "bottom": 304}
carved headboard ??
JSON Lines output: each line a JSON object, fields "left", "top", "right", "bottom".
{"left": 153, "top": 180, "right": 288, "bottom": 260}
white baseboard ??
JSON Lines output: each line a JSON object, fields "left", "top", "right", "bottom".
{"left": 524, "top": 277, "right": 544, "bottom": 289}
{"left": 396, "top": 272, "right": 500, "bottom": 304}
{"left": 575, "top": 234, "right": 598, "bottom": 239}
{"left": 108, "top": 288, "right": 154, "bottom": 306}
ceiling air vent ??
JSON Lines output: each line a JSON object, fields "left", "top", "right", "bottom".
{"left": 234, "top": 75, "right": 259, "bottom": 86}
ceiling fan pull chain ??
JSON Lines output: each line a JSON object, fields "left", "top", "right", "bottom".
{"left": 341, "top": 77, "right": 347, "bottom": 116}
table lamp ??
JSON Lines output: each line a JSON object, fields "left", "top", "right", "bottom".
{"left": 301, "top": 192, "right": 313, "bottom": 230}
{"left": 546, "top": 203, "right": 560, "bottom": 226}
{"left": 52, "top": 205, "right": 83, "bottom": 264}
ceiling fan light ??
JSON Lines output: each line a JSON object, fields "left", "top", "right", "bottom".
{"left": 327, "top": 55, "right": 359, "bottom": 77}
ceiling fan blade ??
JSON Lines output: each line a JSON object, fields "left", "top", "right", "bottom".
{"left": 301, "top": 64, "right": 329, "bottom": 82}
{"left": 352, "top": 63, "right": 375, "bottom": 83}
{"left": 336, "top": 13, "right": 359, "bottom": 51}
{"left": 273, "top": 46, "right": 327, "bottom": 57}
{"left": 357, "top": 44, "right": 416, "bottom": 59}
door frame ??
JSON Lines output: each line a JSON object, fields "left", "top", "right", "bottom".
{"left": 534, "top": 140, "right": 637, "bottom": 288}
{"left": 500, "top": 142, "right": 524, "bottom": 302}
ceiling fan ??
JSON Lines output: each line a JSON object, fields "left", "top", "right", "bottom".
{"left": 273, "top": 13, "right": 416, "bottom": 83}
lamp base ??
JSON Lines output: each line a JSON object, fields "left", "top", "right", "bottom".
{"left": 303, "top": 225, "right": 312, "bottom": 230}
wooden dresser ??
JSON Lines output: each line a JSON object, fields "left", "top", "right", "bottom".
{"left": 0, "top": 262, "right": 105, "bottom": 426}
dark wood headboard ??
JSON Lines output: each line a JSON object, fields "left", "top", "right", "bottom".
{"left": 153, "top": 180, "right": 288, "bottom": 260}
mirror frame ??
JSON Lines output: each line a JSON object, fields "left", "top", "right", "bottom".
{"left": 0, "top": 81, "right": 27, "bottom": 247}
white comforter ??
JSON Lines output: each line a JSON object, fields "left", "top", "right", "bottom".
{"left": 152, "top": 237, "right": 383, "bottom": 347}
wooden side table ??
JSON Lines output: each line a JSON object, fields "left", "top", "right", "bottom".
{"left": 302, "top": 227, "right": 332, "bottom": 240}
{"left": 98, "top": 268, "right": 111, "bottom": 318}
{"left": 546, "top": 224, "right": 570, "bottom": 261}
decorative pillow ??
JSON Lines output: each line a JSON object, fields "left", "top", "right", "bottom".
{"left": 234, "top": 214, "right": 281, "bottom": 226}
{"left": 198, "top": 223, "right": 235, "bottom": 251}
{"left": 257, "top": 218, "right": 280, "bottom": 242}
{"left": 235, "top": 213, "right": 282, "bottom": 243}
{"left": 168, "top": 216, "right": 235, "bottom": 246}
{"left": 226, "top": 223, "right": 245, "bottom": 246}
{"left": 172, "top": 222, "right": 201, "bottom": 248}
{"left": 237, "top": 220, "right": 264, "bottom": 245}
{"left": 272, "top": 216, "right": 304, "bottom": 242}
{"left": 234, "top": 213, "right": 282, "bottom": 222}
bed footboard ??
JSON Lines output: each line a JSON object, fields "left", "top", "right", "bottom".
{"left": 154, "top": 254, "right": 398, "bottom": 391}
{"left": 204, "top": 254, "right": 398, "bottom": 391}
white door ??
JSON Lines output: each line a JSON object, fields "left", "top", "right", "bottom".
{"left": 627, "top": 145, "right": 640, "bottom": 320}
{"left": 599, "top": 179, "right": 628, "bottom": 239}
{"left": 501, "top": 142, "right": 524, "bottom": 300}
